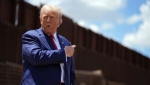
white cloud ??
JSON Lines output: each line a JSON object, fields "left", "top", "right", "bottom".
{"left": 100, "top": 23, "right": 114, "bottom": 30}
{"left": 61, "top": 0, "right": 126, "bottom": 22}
{"left": 126, "top": 14, "right": 142, "bottom": 24}
{"left": 77, "top": 21, "right": 87, "bottom": 28}
{"left": 25, "top": 0, "right": 61, "bottom": 6}
{"left": 81, "top": 0, "right": 126, "bottom": 11}
{"left": 140, "top": 0, "right": 150, "bottom": 23}
{"left": 123, "top": 1, "right": 150, "bottom": 49}
{"left": 25, "top": 0, "right": 126, "bottom": 23}
{"left": 77, "top": 20, "right": 100, "bottom": 33}
{"left": 78, "top": 21, "right": 114, "bottom": 34}
{"left": 89, "top": 24, "right": 99, "bottom": 33}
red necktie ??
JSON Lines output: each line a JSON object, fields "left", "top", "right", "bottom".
{"left": 50, "top": 35, "right": 58, "bottom": 50}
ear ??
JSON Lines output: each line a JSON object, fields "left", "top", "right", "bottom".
{"left": 57, "top": 19, "right": 63, "bottom": 27}
{"left": 40, "top": 17, "right": 42, "bottom": 24}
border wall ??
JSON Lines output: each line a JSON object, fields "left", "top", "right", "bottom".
{"left": 0, "top": 0, "right": 150, "bottom": 85}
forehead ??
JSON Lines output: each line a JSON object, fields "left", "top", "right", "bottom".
{"left": 42, "top": 8, "right": 58, "bottom": 16}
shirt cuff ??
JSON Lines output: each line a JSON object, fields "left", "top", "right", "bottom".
{"left": 65, "top": 50, "right": 67, "bottom": 62}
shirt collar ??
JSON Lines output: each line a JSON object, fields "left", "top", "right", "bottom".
{"left": 53, "top": 32, "right": 57, "bottom": 40}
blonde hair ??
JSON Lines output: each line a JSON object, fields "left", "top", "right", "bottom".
{"left": 40, "top": 4, "right": 62, "bottom": 19}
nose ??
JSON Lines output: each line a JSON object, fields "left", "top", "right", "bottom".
{"left": 47, "top": 17, "right": 51, "bottom": 22}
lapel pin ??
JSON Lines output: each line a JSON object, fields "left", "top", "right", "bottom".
{"left": 62, "top": 42, "right": 64, "bottom": 44}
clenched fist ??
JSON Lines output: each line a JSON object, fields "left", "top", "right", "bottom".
{"left": 64, "top": 45, "right": 76, "bottom": 57}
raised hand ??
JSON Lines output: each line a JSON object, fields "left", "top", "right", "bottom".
{"left": 64, "top": 45, "right": 76, "bottom": 57}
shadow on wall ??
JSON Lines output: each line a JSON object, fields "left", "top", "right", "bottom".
{"left": 76, "top": 70, "right": 125, "bottom": 85}
{"left": 76, "top": 70, "right": 106, "bottom": 85}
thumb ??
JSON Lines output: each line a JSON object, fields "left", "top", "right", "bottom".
{"left": 71, "top": 45, "right": 76, "bottom": 48}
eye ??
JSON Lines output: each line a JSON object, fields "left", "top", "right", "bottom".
{"left": 50, "top": 16, "right": 55, "bottom": 19}
{"left": 43, "top": 16, "right": 48, "bottom": 19}
{"left": 50, "top": 15, "right": 55, "bottom": 19}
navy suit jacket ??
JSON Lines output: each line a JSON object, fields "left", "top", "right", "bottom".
{"left": 21, "top": 28, "right": 76, "bottom": 85}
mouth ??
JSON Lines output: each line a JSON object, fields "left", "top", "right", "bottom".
{"left": 47, "top": 25, "right": 50, "bottom": 28}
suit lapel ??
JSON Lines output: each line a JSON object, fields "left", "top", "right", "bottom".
{"left": 57, "top": 34, "right": 65, "bottom": 49}
{"left": 38, "top": 28, "right": 51, "bottom": 49}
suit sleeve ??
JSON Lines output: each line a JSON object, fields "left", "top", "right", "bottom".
{"left": 22, "top": 32, "right": 66, "bottom": 66}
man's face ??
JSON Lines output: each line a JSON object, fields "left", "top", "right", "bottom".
{"left": 40, "top": 9, "right": 62, "bottom": 35}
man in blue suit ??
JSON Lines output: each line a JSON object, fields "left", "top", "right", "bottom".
{"left": 21, "top": 4, "right": 76, "bottom": 85}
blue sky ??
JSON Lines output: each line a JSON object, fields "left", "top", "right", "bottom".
{"left": 25, "top": 0, "right": 150, "bottom": 58}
